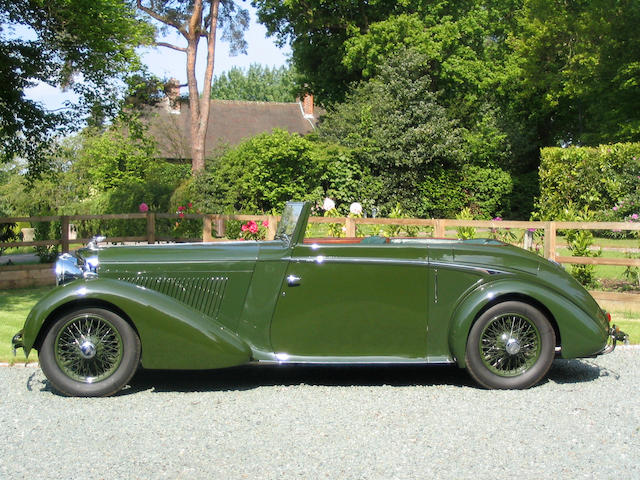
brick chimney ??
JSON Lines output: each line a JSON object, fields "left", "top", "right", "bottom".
{"left": 301, "top": 94, "right": 314, "bottom": 118}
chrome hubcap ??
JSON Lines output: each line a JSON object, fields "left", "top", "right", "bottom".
{"left": 79, "top": 340, "right": 97, "bottom": 359}
{"left": 480, "top": 313, "right": 541, "bottom": 377}
{"left": 505, "top": 337, "right": 521, "bottom": 355}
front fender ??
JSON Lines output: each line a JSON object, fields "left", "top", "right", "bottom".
{"left": 448, "top": 279, "right": 609, "bottom": 368}
{"left": 23, "top": 278, "right": 251, "bottom": 369}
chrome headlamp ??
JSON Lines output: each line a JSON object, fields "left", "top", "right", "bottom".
{"left": 55, "top": 252, "right": 99, "bottom": 285}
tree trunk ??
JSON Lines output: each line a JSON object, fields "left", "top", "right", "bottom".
{"left": 185, "top": 0, "right": 219, "bottom": 173}
{"left": 137, "top": 0, "right": 221, "bottom": 173}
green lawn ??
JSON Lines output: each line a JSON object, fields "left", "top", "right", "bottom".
{"left": 609, "top": 312, "right": 640, "bottom": 346}
{"left": 0, "top": 286, "right": 50, "bottom": 363}
{"left": 0, "top": 285, "right": 637, "bottom": 364}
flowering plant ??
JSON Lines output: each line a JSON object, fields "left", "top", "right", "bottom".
{"left": 349, "top": 202, "right": 363, "bottom": 216}
{"left": 321, "top": 197, "right": 344, "bottom": 237}
{"left": 172, "top": 202, "right": 202, "bottom": 239}
{"left": 489, "top": 217, "right": 517, "bottom": 244}
{"left": 240, "top": 220, "right": 268, "bottom": 241}
{"left": 322, "top": 197, "right": 336, "bottom": 212}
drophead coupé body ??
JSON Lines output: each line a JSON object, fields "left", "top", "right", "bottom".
{"left": 12, "top": 202, "right": 627, "bottom": 396}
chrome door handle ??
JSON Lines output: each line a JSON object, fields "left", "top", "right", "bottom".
{"left": 286, "top": 274, "right": 301, "bottom": 286}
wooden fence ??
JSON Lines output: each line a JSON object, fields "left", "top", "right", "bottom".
{"left": 1, "top": 213, "right": 640, "bottom": 268}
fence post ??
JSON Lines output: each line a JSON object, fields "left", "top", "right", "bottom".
{"left": 434, "top": 219, "right": 445, "bottom": 238}
{"left": 267, "top": 215, "right": 277, "bottom": 240}
{"left": 60, "top": 215, "right": 70, "bottom": 253}
{"left": 146, "top": 212, "right": 156, "bottom": 244}
{"left": 214, "top": 215, "right": 226, "bottom": 239}
{"left": 543, "top": 221, "right": 557, "bottom": 260}
{"left": 202, "top": 216, "right": 214, "bottom": 242}
{"left": 345, "top": 217, "right": 356, "bottom": 237}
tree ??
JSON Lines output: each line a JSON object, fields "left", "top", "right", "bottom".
{"left": 509, "top": 0, "right": 640, "bottom": 146}
{"left": 210, "top": 64, "right": 296, "bottom": 102}
{"left": 136, "top": 0, "right": 249, "bottom": 172}
{"left": 0, "top": 0, "right": 152, "bottom": 174}
{"left": 318, "top": 50, "right": 469, "bottom": 214}
{"left": 189, "top": 129, "right": 325, "bottom": 213}
{"left": 253, "top": 0, "right": 528, "bottom": 169}
{"left": 253, "top": 0, "right": 398, "bottom": 104}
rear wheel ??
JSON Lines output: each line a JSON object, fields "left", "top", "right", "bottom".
{"left": 39, "top": 308, "right": 140, "bottom": 397}
{"left": 465, "top": 301, "right": 555, "bottom": 389}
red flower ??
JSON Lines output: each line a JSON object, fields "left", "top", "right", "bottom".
{"left": 241, "top": 224, "right": 249, "bottom": 232}
{"left": 179, "top": 212, "right": 185, "bottom": 218}
{"left": 188, "top": 203, "right": 193, "bottom": 208}
{"left": 262, "top": 220, "right": 269, "bottom": 228}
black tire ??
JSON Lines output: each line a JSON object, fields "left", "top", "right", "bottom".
{"left": 39, "top": 308, "right": 141, "bottom": 397}
{"left": 465, "top": 301, "right": 555, "bottom": 389}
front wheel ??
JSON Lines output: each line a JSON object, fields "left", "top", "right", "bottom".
{"left": 39, "top": 308, "right": 141, "bottom": 397}
{"left": 465, "top": 301, "right": 555, "bottom": 389}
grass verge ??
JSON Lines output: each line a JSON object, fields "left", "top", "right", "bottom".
{"left": 0, "top": 286, "right": 51, "bottom": 363}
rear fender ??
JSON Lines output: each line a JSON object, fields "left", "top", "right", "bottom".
{"left": 448, "top": 279, "right": 608, "bottom": 368}
{"left": 23, "top": 278, "right": 250, "bottom": 369}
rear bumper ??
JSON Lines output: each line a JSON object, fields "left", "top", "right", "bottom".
{"left": 599, "top": 325, "right": 629, "bottom": 355}
{"left": 11, "top": 330, "right": 24, "bottom": 356}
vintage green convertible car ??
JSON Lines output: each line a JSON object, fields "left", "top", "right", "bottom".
{"left": 12, "top": 202, "right": 628, "bottom": 396}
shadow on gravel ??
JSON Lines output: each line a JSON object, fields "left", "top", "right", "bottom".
{"left": 123, "top": 364, "right": 475, "bottom": 395}
{"left": 126, "top": 358, "right": 609, "bottom": 395}
{"left": 546, "top": 358, "right": 607, "bottom": 384}
{"left": 27, "top": 358, "right": 607, "bottom": 396}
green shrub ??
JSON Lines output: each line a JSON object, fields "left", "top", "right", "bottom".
{"left": 455, "top": 208, "right": 476, "bottom": 240}
{"left": 558, "top": 205, "right": 601, "bottom": 288}
{"left": 189, "top": 130, "right": 369, "bottom": 216}
{"left": 535, "top": 143, "right": 640, "bottom": 220}
{"left": 419, "top": 165, "right": 512, "bottom": 219}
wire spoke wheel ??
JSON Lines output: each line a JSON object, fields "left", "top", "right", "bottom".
{"left": 54, "top": 314, "right": 124, "bottom": 383}
{"left": 40, "top": 307, "right": 140, "bottom": 396}
{"left": 479, "top": 313, "right": 541, "bottom": 377}
{"left": 466, "top": 301, "right": 555, "bottom": 389}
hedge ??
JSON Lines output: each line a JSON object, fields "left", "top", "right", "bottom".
{"left": 534, "top": 143, "right": 640, "bottom": 220}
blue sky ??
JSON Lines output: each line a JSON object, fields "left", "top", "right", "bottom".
{"left": 25, "top": 5, "right": 291, "bottom": 110}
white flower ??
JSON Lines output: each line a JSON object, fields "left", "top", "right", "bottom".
{"left": 322, "top": 197, "right": 336, "bottom": 211}
{"left": 349, "top": 202, "right": 363, "bottom": 215}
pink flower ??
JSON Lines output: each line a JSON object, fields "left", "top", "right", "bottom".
{"left": 249, "top": 222, "right": 258, "bottom": 234}
{"left": 492, "top": 217, "right": 502, "bottom": 221}
{"left": 188, "top": 203, "right": 193, "bottom": 208}
{"left": 632, "top": 213, "right": 639, "bottom": 220}
{"left": 179, "top": 212, "right": 185, "bottom": 218}
{"left": 613, "top": 206, "right": 618, "bottom": 211}
{"left": 177, "top": 206, "right": 185, "bottom": 211}
{"left": 241, "top": 224, "right": 249, "bottom": 232}
{"left": 139, "top": 202, "right": 149, "bottom": 213}
{"left": 262, "top": 220, "right": 269, "bottom": 228}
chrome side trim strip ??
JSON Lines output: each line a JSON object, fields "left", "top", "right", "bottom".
{"left": 291, "top": 256, "right": 427, "bottom": 267}
{"left": 252, "top": 354, "right": 455, "bottom": 365}
{"left": 290, "top": 256, "right": 509, "bottom": 275}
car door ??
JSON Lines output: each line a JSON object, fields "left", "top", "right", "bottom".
{"left": 269, "top": 243, "right": 429, "bottom": 359}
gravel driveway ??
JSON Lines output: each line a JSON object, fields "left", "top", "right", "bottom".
{"left": 1, "top": 349, "right": 638, "bottom": 480}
